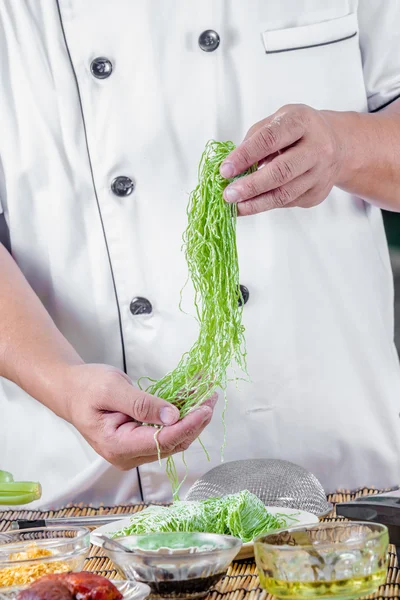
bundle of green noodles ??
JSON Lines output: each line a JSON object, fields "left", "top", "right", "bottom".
{"left": 143, "top": 140, "right": 255, "bottom": 414}
{"left": 140, "top": 141, "right": 256, "bottom": 495}
{"left": 113, "top": 491, "right": 297, "bottom": 544}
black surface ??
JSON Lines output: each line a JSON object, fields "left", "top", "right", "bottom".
{"left": 337, "top": 499, "right": 400, "bottom": 547}
{"left": 16, "top": 519, "right": 47, "bottom": 529}
{"left": 0, "top": 213, "right": 10, "bottom": 252}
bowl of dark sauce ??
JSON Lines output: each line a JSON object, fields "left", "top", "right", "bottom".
{"left": 103, "top": 532, "right": 242, "bottom": 599}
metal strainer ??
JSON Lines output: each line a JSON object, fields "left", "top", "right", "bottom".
{"left": 185, "top": 459, "right": 333, "bottom": 518}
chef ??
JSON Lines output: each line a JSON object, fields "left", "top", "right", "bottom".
{"left": 1, "top": 0, "right": 400, "bottom": 510}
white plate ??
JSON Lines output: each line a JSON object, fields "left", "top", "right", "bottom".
{"left": 0, "top": 580, "right": 150, "bottom": 600}
{"left": 91, "top": 506, "right": 319, "bottom": 559}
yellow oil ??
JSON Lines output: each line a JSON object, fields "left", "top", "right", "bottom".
{"left": 259, "top": 569, "right": 386, "bottom": 599}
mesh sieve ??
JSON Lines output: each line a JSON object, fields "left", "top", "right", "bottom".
{"left": 185, "top": 459, "right": 332, "bottom": 517}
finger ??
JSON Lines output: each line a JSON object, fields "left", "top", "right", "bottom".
{"left": 119, "top": 372, "right": 134, "bottom": 385}
{"left": 119, "top": 403, "right": 213, "bottom": 458}
{"left": 105, "top": 387, "right": 216, "bottom": 461}
{"left": 157, "top": 404, "right": 213, "bottom": 454}
{"left": 181, "top": 391, "right": 218, "bottom": 415}
{"left": 99, "top": 377, "right": 180, "bottom": 427}
{"left": 286, "top": 186, "right": 332, "bottom": 209}
{"left": 257, "top": 152, "right": 280, "bottom": 169}
{"left": 220, "top": 107, "right": 307, "bottom": 178}
{"left": 201, "top": 392, "right": 218, "bottom": 409}
{"left": 224, "top": 142, "right": 314, "bottom": 204}
{"left": 243, "top": 121, "right": 262, "bottom": 142}
{"left": 237, "top": 171, "right": 315, "bottom": 216}
{"left": 104, "top": 403, "right": 214, "bottom": 468}
{"left": 103, "top": 411, "right": 141, "bottom": 431}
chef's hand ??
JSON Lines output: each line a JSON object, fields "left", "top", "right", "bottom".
{"left": 220, "top": 104, "right": 345, "bottom": 216}
{"left": 61, "top": 364, "right": 216, "bottom": 470}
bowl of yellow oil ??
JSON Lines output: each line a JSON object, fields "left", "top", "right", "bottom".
{"left": 254, "top": 521, "right": 388, "bottom": 600}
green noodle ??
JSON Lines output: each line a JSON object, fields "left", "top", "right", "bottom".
{"left": 140, "top": 141, "right": 256, "bottom": 498}
{"left": 113, "top": 491, "right": 299, "bottom": 544}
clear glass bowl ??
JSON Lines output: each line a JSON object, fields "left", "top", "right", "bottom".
{"left": 254, "top": 521, "right": 388, "bottom": 600}
{"left": 0, "top": 526, "right": 90, "bottom": 592}
{"left": 103, "top": 532, "right": 242, "bottom": 599}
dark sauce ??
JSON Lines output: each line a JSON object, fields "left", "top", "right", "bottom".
{"left": 140, "top": 572, "right": 225, "bottom": 598}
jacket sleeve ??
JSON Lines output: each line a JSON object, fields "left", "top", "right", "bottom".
{"left": 358, "top": 0, "right": 400, "bottom": 112}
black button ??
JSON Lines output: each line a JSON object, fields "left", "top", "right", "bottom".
{"left": 130, "top": 297, "right": 153, "bottom": 316}
{"left": 111, "top": 176, "right": 135, "bottom": 197}
{"left": 238, "top": 285, "right": 249, "bottom": 307}
{"left": 198, "top": 30, "right": 220, "bottom": 52}
{"left": 90, "top": 57, "right": 113, "bottom": 79}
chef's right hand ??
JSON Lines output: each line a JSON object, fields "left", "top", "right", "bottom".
{"left": 59, "top": 364, "right": 216, "bottom": 470}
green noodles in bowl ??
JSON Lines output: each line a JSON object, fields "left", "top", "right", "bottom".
{"left": 113, "top": 491, "right": 299, "bottom": 544}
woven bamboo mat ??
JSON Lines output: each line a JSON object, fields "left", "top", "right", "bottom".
{"left": 1, "top": 488, "right": 399, "bottom": 599}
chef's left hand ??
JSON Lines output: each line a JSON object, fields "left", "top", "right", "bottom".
{"left": 220, "top": 104, "right": 345, "bottom": 216}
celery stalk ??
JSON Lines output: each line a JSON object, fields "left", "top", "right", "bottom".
{"left": 0, "top": 470, "right": 14, "bottom": 483}
{"left": 0, "top": 492, "right": 41, "bottom": 505}
{"left": 0, "top": 482, "right": 41, "bottom": 495}
{"left": 0, "top": 478, "right": 41, "bottom": 505}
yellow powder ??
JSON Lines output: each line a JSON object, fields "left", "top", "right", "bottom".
{"left": 0, "top": 544, "right": 70, "bottom": 588}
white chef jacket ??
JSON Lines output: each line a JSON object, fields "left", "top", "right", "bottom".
{"left": 1, "top": 0, "right": 400, "bottom": 510}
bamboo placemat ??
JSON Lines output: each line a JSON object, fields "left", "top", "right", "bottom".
{"left": 1, "top": 488, "right": 399, "bottom": 599}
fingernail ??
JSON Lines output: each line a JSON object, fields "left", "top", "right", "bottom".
{"left": 160, "top": 406, "right": 179, "bottom": 426}
{"left": 220, "top": 162, "right": 235, "bottom": 178}
{"left": 224, "top": 186, "right": 240, "bottom": 203}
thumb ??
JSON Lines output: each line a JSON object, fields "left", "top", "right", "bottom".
{"left": 105, "top": 379, "right": 180, "bottom": 426}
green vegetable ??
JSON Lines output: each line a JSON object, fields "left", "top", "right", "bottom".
{"left": 113, "top": 490, "right": 298, "bottom": 544}
{"left": 0, "top": 470, "right": 13, "bottom": 484}
{"left": 0, "top": 471, "right": 42, "bottom": 505}
{"left": 140, "top": 141, "right": 256, "bottom": 496}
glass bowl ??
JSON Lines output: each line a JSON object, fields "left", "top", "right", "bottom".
{"left": 0, "top": 526, "right": 90, "bottom": 592}
{"left": 102, "top": 531, "right": 242, "bottom": 599}
{"left": 254, "top": 521, "right": 388, "bottom": 600}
